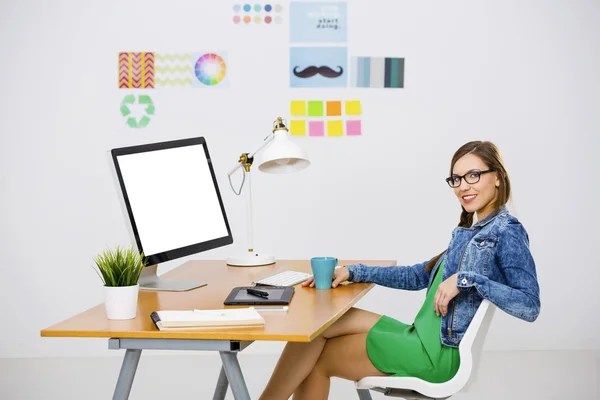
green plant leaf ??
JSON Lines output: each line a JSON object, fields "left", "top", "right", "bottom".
{"left": 92, "top": 245, "right": 147, "bottom": 287}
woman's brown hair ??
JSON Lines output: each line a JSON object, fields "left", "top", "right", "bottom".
{"left": 425, "top": 141, "right": 512, "bottom": 273}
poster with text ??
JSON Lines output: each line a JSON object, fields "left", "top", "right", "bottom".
{"left": 290, "top": 2, "right": 347, "bottom": 43}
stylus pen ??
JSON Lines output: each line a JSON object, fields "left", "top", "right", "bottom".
{"left": 247, "top": 288, "right": 269, "bottom": 298}
{"left": 253, "top": 306, "right": 289, "bottom": 312}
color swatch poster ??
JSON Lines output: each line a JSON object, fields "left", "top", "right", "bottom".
{"left": 290, "top": 47, "right": 347, "bottom": 88}
{"left": 232, "top": 3, "right": 284, "bottom": 24}
{"left": 290, "top": 2, "right": 347, "bottom": 43}
{"left": 350, "top": 56, "right": 404, "bottom": 88}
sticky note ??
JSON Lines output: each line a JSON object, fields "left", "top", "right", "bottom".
{"left": 290, "top": 120, "right": 307, "bottom": 136}
{"left": 307, "top": 101, "right": 324, "bottom": 116}
{"left": 309, "top": 121, "right": 324, "bottom": 136}
{"left": 346, "top": 120, "right": 362, "bottom": 136}
{"left": 290, "top": 100, "right": 306, "bottom": 116}
{"left": 327, "top": 120, "right": 344, "bottom": 136}
{"left": 345, "top": 100, "right": 362, "bottom": 115}
{"left": 326, "top": 101, "right": 342, "bottom": 116}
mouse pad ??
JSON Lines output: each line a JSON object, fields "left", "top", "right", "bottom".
{"left": 224, "top": 286, "right": 295, "bottom": 305}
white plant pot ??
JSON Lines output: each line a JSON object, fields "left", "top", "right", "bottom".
{"left": 104, "top": 284, "right": 139, "bottom": 320}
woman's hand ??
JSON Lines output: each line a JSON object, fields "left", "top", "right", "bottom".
{"left": 301, "top": 266, "right": 350, "bottom": 288}
{"left": 434, "top": 273, "right": 460, "bottom": 317}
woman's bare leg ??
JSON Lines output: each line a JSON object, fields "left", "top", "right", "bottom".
{"left": 292, "top": 333, "right": 387, "bottom": 400}
{"left": 258, "top": 308, "right": 382, "bottom": 400}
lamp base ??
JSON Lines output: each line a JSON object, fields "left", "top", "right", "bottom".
{"left": 227, "top": 252, "right": 276, "bottom": 267}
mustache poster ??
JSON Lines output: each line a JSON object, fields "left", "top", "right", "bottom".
{"left": 293, "top": 65, "right": 344, "bottom": 78}
{"left": 290, "top": 47, "right": 348, "bottom": 87}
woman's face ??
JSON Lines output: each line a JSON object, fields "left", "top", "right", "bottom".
{"left": 451, "top": 153, "right": 500, "bottom": 220}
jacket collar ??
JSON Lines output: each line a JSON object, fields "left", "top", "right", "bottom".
{"left": 471, "top": 205, "right": 508, "bottom": 228}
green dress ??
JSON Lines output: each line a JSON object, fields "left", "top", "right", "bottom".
{"left": 366, "top": 260, "right": 460, "bottom": 383}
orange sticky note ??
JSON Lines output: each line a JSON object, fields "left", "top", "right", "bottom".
{"left": 345, "top": 100, "right": 362, "bottom": 115}
{"left": 326, "top": 101, "right": 342, "bottom": 116}
{"left": 327, "top": 120, "right": 344, "bottom": 136}
{"left": 290, "top": 101, "right": 306, "bottom": 116}
{"left": 290, "top": 120, "right": 307, "bottom": 136}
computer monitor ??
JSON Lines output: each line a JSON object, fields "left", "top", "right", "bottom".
{"left": 110, "top": 137, "right": 233, "bottom": 291}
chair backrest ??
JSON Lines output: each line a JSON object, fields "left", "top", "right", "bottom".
{"left": 450, "top": 299, "right": 496, "bottom": 393}
{"left": 354, "top": 299, "right": 496, "bottom": 399}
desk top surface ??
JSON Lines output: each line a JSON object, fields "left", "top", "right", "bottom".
{"left": 40, "top": 259, "right": 396, "bottom": 342}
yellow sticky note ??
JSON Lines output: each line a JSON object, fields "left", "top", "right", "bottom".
{"left": 290, "top": 101, "right": 306, "bottom": 116}
{"left": 345, "top": 100, "right": 362, "bottom": 115}
{"left": 327, "top": 120, "right": 344, "bottom": 136}
{"left": 290, "top": 120, "right": 307, "bottom": 136}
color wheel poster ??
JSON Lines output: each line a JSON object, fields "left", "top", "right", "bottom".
{"left": 191, "top": 51, "right": 229, "bottom": 88}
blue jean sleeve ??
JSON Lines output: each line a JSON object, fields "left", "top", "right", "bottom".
{"left": 457, "top": 221, "right": 541, "bottom": 322}
{"left": 346, "top": 258, "right": 432, "bottom": 291}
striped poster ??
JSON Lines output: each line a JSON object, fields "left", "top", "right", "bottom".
{"left": 351, "top": 57, "right": 404, "bottom": 88}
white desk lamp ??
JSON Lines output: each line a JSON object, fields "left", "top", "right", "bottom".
{"left": 226, "top": 117, "right": 310, "bottom": 267}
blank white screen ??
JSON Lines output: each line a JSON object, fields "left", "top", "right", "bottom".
{"left": 116, "top": 144, "right": 229, "bottom": 256}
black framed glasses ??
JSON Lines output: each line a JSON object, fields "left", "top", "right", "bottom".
{"left": 445, "top": 169, "right": 494, "bottom": 188}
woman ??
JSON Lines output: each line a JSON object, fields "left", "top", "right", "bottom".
{"left": 259, "top": 141, "right": 541, "bottom": 400}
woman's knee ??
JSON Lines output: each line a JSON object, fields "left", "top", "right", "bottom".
{"left": 322, "top": 308, "right": 356, "bottom": 338}
{"left": 311, "top": 351, "right": 333, "bottom": 378}
{"left": 322, "top": 308, "right": 380, "bottom": 339}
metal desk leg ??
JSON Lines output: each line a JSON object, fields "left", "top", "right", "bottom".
{"left": 213, "top": 365, "right": 229, "bottom": 400}
{"left": 219, "top": 351, "right": 250, "bottom": 400}
{"left": 113, "top": 349, "right": 142, "bottom": 400}
{"left": 356, "top": 388, "right": 373, "bottom": 400}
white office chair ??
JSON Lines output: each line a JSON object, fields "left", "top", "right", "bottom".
{"left": 355, "top": 299, "right": 496, "bottom": 400}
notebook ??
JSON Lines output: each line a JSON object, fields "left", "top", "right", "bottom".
{"left": 150, "top": 308, "right": 265, "bottom": 330}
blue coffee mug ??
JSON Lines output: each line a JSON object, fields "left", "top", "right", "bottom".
{"left": 310, "top": 257, "right": 338, "bottom": 289}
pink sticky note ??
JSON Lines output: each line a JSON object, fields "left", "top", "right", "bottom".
{"left": 309, "top": 120, "right": 325, "bottom": 136}
{"left": 346, "top": 120, "right": 362, "bottom": 136}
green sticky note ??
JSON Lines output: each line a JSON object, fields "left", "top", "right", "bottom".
{"left": 307, "top": 101, "right": 324, "bottom": 117}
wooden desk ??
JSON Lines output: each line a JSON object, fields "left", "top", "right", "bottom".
{"left": 41, "top": 259, "right": 396, "bottom": 400}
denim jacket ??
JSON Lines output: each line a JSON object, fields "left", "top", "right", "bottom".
{"left": 346, "top": 206, "right": 541, "bottom": 348}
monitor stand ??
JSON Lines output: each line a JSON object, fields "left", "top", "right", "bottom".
{"left": 138, "top": 265, "right": 207, "bottom": 292}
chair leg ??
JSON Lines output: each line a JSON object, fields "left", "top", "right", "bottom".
{"left": 356, "top": 388, "right": 373, "bottom": 400}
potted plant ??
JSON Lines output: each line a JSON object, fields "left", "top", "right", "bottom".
{"left": 93, "top": 245, "right": 147, "bottom": 320}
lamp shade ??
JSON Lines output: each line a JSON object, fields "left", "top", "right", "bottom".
{"left": 257, "top": 131, "right": 310, "bottom": 173}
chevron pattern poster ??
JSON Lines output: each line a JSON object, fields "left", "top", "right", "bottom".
{"left": 118, "top": 52, "right": 155, "bottom": 88}
{"left": 155, "top": 53, "right": 194, "bottom": 87}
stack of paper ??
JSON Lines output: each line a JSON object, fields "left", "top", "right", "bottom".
{"left": 150, "top": 308, "right": 265, "bottom": 330}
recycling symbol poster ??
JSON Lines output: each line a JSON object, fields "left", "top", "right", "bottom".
{"left": 120, "top": 95, "right": 155, "bottom": 129}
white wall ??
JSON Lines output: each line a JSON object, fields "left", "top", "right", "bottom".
{"left": 1, "top": 0, "right": 599, "bottom": 359}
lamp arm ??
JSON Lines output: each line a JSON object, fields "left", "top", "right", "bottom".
{"left": 227, "top": 133, "right": 275, "bottom": 177}
{"left": 226, "top": 132, "right": 276, "bottom": 254}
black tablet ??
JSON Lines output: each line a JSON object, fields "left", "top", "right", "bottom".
{"left": 224, "top": 286, "right": 295, "bottom": 306}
